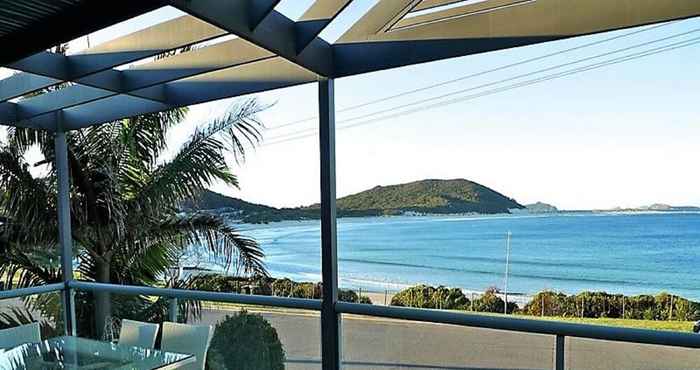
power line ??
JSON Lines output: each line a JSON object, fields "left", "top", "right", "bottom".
{"left": 264, "top": 28, "right": 700, "bottom": 143}
{"left": 266, "top": 21, "right": 678, "bottom": 131}
{"left": 264, "top": 37, "right": 700, "bottom": 146}
{"left": 261, "top": 37, "right": 700, "bottom": 147}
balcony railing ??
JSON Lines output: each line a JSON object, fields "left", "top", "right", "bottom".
{"left": 2, "top": 281, "right": 699, "bottom": 370}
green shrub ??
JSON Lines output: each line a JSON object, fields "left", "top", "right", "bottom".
{"left": 391, "top": 285, "right": 469, "bottom": 310}
{"left": 291, "top": 282, "right": 319, "bottom": 299}
{"left": 207, "top": 311, "right": 285, "bottom": 370}
{"left": 338, "top": 289, "right": 373, "bottom": 304}
{"left": 472, "top": 288, "right": 518, "bottom": 314}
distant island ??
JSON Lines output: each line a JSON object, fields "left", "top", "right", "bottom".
{"left": 524, "top": 202, "right": 559, "bottom": 213}
{"left": 604, "top": 203, "right": 700, "bottom": 212}
{"left": 184, "top": 178, "right": 524, "bottom": 224}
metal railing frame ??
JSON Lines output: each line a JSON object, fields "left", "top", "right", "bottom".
{"left": 3, "top": 280, "right": 700, "bottom": 370}
{"left": 0, "top": 283, "right": 64, "bottom": 300}
{"left": 67, "top": 281, "right": 321, "bottom": 311}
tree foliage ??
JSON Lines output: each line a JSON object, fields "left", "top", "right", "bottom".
{"left": 522, "top": 291, "right": 700, "bottom": 321}
{"left": 189, "top": 275, "right": 373, "bottom": 304}
{"left": 0, "top": 96, "right": 269, "bottom": 336}
{"left": 391, "top": 284, "right": 470, "bottom": 310}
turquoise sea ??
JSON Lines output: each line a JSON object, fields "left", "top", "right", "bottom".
{"left": 229, "top": 213, "right": 700, "bottom": 300}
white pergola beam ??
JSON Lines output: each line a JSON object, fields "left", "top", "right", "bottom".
{"left": 163, "top": 58, "right": 317, "bottom": 106}
{"left": 0, "top": 1, "right": 341, "bottom": 128}
{"left": 8, "top": 57, "right": 317, "bottom": 131}
{"left": 4, "top": 38, "right": 275, "bottom": 122}
{"left": 8, "top": 52, "right": 69, "bottom": 80}
{"left": 172, "top": 0, "right": 334, "bottom": 77}
{"left": 296, "top": 0, "right": 353, "bottom": 51}
{"left": 0, "top": 15, "right": 226, "bottom": 101}
{"left": 121, "top": 38, "right": 275, "bottom": 90}
{"left": 0, "top": 73, "right": 60, "bottom": 102}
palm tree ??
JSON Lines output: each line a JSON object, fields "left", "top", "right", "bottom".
{"left": 0, "top": 99, "right": 269, "bottom": 337}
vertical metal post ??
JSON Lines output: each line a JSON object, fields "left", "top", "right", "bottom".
{"left": 622, "top": 296, "right": 625, "bottom": 318}
{"left": 319, "top": 78, "right": 341, "bottom": 370}
{"left": 55, "top": 127, "right": 76, "bottom": 336}
{"left": 169, "top": 298, "right": 179, "bottom": 322}
{"left": 555, "top": 335, "right": 565, "bottom": 370}
{"left": 503, "top": 231, "right": 511, "bottom": 314}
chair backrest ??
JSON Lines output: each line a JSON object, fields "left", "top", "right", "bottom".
{"left": 118, "top": 319, "right": 159, "bottom": 349}
{"left": 160, "top": 322, "right": 213, "bottom": 370}
{"left": 0, "top": 322, "right": 41, "bottom": 349}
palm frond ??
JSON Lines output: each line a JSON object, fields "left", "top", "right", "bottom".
{"left": 203, "top": 99, "right": 266, "bottom": 163}
{"left": 105, "top": 234, "right": 180, "bottom": 286}
{"left": 134, "top": 99, "right": 265, "bottom": 213}
{"left": 0, "top": 226, "right": 61, "bottom": 289}
{"left": 156, "top": 212, "right": 266, "bottom": 277}
{"left": 0, "top": 307, "right": 58, "bottom": 338}
{"left": 120, "top": 109, "right": 187, "bottom": 167}
{"left": 5, "top": 127, "right": 54, "bottom": 158}
{"left": 0, "top": 148, "right": 56, "bottom": 232}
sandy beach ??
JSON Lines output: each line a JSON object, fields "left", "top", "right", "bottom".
{"left": 364, "top": 291, "right": 393, "bottom": 306}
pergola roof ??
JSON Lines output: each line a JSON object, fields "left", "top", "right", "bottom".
{"left": 1, "top": 0, "right": 699, "bottom": 132}
{"left": 0, "top": 0, "right": 165, "bottom": 66}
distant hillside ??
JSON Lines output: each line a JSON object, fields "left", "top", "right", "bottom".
{"left": 312, "top": 179, "right": 523, "bottom": 215}
{"left": 185, "top": 179, "right": 524, "bottom": 224}
{"left": 182, "top": 190, "right": 315, "bottom": 223}
{"left": 182, "top": 190, "right": 276, "bottom": 213}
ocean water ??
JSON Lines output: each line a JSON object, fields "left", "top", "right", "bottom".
{"left": 228, "top": 213, "right": 700, "bottom": 300}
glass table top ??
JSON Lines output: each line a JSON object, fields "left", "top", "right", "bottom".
{"left": 0, "top": 336, "right": 194, "bottom": 369}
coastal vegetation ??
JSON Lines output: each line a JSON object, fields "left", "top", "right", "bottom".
{"left": 523, "top": 290, "right": 700, "bottom": 321}
{"left": 390, "top": 285, "right": 518, "bottom": 313}
{"left": 190, "top": 274, "right": 372, "bottom": 304}
{"left": 390, "top": 284, "right": 700, "bottom": 323}
{"left": 186, "top": 179, "right": 524, "bottom": 223}
{"left": 391, "top": 285, "right": 469, "bottom": 310}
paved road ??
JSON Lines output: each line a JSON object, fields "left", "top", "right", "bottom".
{"left": 199, "top": 308, "right": 700, "bottom": 370}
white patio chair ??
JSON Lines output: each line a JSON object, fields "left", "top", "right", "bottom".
{"left": 160, "top": 322, "right": 213, "bottom": 370}
{"left": 0, "top": 322, "right": 41, "bottom": 349}
{"left": 118, "top": 319, "right": 159, "bottom": 349}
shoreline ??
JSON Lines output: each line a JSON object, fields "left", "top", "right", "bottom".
{"left": 232, "top": 209, "right": 700, "bottom": 228}
{"left": 181, "top": 268, "right": 535, "bottom": 306}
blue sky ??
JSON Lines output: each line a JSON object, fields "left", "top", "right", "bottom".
{"left": 3, "top": 3, "right": 700, "bottom": 210}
